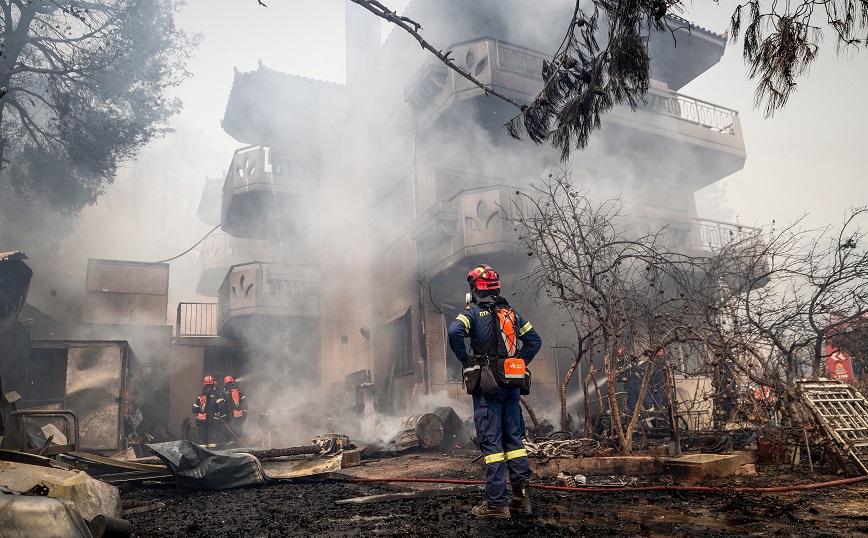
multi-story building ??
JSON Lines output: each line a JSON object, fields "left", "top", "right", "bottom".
{"left": 176, "top": 0, "right": 749, "bottom": 441}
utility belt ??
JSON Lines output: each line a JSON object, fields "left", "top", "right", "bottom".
{"left": 462, "top": 356, "right": 531, "bottom": 396}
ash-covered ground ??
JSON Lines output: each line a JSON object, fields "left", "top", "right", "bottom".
{"left": 122, "top": 448, "right": 868, "bottom": 538}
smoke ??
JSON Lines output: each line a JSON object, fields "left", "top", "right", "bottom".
{"left": 4, "top": 0, "right": 749, "bottom": 446}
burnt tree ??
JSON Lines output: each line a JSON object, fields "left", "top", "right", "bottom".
{"left": 513, "top": 171, "right": 709, "bottom": 453}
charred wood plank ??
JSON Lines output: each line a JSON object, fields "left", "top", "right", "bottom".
{"left": 67, "top": 451, "right": 169, "bottom": 473}
{"left": 243, "top": 446, "right": 322, "bottom": 459}
{"left": 96, "top": 471, "right": 173, "bottom": 484}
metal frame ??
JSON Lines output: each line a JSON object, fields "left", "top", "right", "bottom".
{"left": 797, "top": 380, "right": 868, "bottom": 475}
{"left": 12, "top": 409, "right": 80, "bottom": 455}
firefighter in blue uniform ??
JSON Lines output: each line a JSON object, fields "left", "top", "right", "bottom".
{"left": 448, "top": 264, "right": 542, "bottom": 519}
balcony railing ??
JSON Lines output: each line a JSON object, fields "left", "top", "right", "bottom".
{"left": 224, "top": 145, "right": 318, "bottom": 191}
{"left": 692, "top": 218, "right": 759, "bottom": 251}
{"left": 405, "top": 38, "right": 741, "bottom": 141}
{"left": 216, "top": 262, "right": 322, "bottom": 335}
{"left": 642, "top": 91, "right": 738, "bottom": 135}
{"left": 621, "top": 209, "right": 760, "bottom": 253}
{"left": 176, "top": 302, "right": 219, "bottom": 336}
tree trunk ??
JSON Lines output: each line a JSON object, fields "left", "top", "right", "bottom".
{"left": 520, "top": 396, "right": 543, "bottom": 437}
{"left": 582, "top": 361, "right": 594, "bottom": 438}
{"left": 624, "top": 358, "right": 656, "bottom": 452}
{"left": 607, "top": 347, "right": 631, "bottom": 454}
{"left": 561, "top": 358, "right": 579, "bottom": 431}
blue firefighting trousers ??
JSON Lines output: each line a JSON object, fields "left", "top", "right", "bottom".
{"left": 472, "top": 386, "right": 532, "bottom": 506}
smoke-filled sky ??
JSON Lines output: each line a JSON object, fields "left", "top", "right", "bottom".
{"left": 50, "top": 0, "right": 868, "bottom": 312}
{"left": 169, "top": 0, "right": 868, "bottom": 230}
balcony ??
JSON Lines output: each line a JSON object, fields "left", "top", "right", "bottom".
{"left": 622, "top": 213, "right": 760, "bottom": 253}
{"left": 217, "top": 262, "right": 321, "bottom": 338}
{"left": 398, "top": 3, "right": 725, "bottom": 91}
{"left": 411, "top": 185, "right": 531, "bottom": 276}
{"left": 196, "top": 231, "right": 280, "bottom": 297}
{"left": 404, "top": 39, "right": 544, "bottom": 134}
{"left": 221, "top": 146, "right": 318, "bottom": 240}
{"left": 411, "top": 188, "right": 769, "bottom": 289}
{"left": 404, "top": 38, "right": 745, "bottom": 188}
{"left": 695, "top": 221, "right": 771, "bottom": 291}
{"left": 623, "top": 213, "right": 770, "bottom": 290}
{"left": 604, "top": 84, "right": 745, "bottom": 189}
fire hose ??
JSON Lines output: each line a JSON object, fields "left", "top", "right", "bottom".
{"left": 218, "top": 418, "right": 244, "bottom": 445}
{"left": 339, "top": 474, "right": 868, "bottom": 493}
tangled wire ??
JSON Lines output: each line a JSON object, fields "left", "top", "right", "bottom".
{"left": 524, "top": 432, "right": 601, "bottom": 463}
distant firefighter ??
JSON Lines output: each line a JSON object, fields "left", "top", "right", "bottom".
{"left": 223, "top": 375, "right": 248, "bottom": 443}
{"left": 192, "top": 375, "right": 227, "bottom": 447}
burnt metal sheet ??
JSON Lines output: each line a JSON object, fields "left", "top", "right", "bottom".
{"left": 146, "top": 441, "right": 266, "bottom": 490}
{"left": 260, "top": 452, "right": 342, "bottom": 479}
{"left": 65, "top": 346, "right": 126, "bottom": 452}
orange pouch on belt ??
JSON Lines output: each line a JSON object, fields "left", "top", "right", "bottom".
{"left": 494, "top": 357, "right": 531, "bottom": 395}
{"left": 503, "top": 358, "right": 526, "bottom": 380}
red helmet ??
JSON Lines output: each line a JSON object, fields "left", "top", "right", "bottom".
{"left": 223, "top": 375, "right": 235, "bottom": 385}
{"left": 203, "top": 375, "right": 217, "bottom": 388}
{"left": 467, "top": 264, "right": 500, "bottom": 291}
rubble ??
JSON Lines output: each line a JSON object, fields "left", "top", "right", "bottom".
{"left": 0, "top": 454, "right": 122, "bottom": 521}
{"left": 0, "top": 485, "right": 93, "bottom": 538}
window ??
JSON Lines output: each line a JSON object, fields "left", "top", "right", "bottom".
{"left": 203, "top": 346, "right": 242, "bottom": 385}
{"left": 386, "top": 309, "right": 413, "bottom": 375}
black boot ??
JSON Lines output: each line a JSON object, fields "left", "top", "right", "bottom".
{"left": 471, "top": 501, "right": 511, "bottom": 519}
{"left": 511, "top": 479, "right": 532, "bottom": 515}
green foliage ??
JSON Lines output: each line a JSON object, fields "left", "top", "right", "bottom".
{"left": 0, "top": 0, "right": 196, "bottom": 214}
{"left": 506, "top": 0, "right": 659, "bottom": 160}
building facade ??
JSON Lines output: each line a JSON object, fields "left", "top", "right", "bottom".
{"left": 183, "top": 0, "right": 749, "bottom": 440}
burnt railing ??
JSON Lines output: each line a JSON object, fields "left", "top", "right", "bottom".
{"left": 176, "top": 302, "right": 219, "bottom": 336}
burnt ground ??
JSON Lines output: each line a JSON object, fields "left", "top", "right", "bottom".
{"left": 122, "top": 448, "right": 868, "bottom": 538}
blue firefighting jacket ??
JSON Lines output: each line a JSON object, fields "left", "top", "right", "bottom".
{"left": 448, "top": 297, "right": 541, "bottom": 363}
